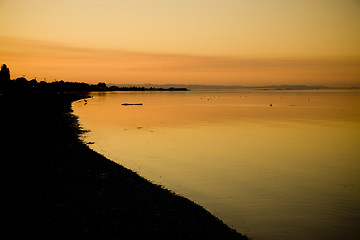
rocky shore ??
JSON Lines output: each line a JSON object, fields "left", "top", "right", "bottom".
{"left": 2, "top": 92, "right": 248, "bottom": 240}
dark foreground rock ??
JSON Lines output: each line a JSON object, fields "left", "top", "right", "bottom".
{"left": 2, "top": 93, "right": 248, "bottom": 240}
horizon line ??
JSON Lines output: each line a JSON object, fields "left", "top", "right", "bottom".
{"left": 108, "top": 83, "right": 359, "bottom": 90}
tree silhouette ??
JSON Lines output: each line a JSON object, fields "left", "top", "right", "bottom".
{"left": 0, "top": 64, "right": 11, "bottom": 89}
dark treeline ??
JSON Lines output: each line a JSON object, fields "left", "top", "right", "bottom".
{"left": 0, "top": 64, "right": 92, "bottom": 111}
{"left": 0, "top": 64, "right": 188, "bottom": 95}
{"left": 0, "top": 64, "right": 105, "bottom": 94}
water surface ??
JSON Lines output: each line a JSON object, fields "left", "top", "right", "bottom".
{"left": 73, "top": 89, "right": 360, "bottom": 240}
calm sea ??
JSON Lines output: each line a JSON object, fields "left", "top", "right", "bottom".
{"left": 73, "top": 89, "right": 360, "bottom": 240}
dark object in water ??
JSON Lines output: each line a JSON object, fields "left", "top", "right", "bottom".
{"left": 122, "top": 103, "right": 143, "bottom": 106}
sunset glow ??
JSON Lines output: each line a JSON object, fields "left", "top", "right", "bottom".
{"left": 1, "top": 0, "right": 359, "bottom": 86}
{"left": 2, "top": 2, "right": 360, "bottom": 239}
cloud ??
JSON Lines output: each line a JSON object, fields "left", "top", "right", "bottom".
{"left": 1, "top": 36, "right": 359, "bottom": 86}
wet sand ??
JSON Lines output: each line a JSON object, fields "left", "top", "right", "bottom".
{"left": 2, "top": 93, "right": 247, "bottom": 239}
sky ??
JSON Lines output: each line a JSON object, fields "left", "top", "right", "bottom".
{"left": 0, "top": 0, "right": 359, "bottom": 86}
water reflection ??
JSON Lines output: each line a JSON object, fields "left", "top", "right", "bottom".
{"left": 73, "top": 89, "right": 360, "bottom": 240}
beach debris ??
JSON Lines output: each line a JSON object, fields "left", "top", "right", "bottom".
{"left": 122, "top": 103, "right": 143, "bottom": 106}
{"left": 269, "top": 104, "right": 273, "bottom": 107}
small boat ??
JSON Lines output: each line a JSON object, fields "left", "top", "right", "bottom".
{"left": 122, "top": 103, "right": 143, "bottom": 106}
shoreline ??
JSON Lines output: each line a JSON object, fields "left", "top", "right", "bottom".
{"left": 2, "top": 92, "right": 248, "bottom": 239}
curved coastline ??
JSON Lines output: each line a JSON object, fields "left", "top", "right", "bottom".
{"left": 2, "top": 92, "right": 248, "bottom": 239}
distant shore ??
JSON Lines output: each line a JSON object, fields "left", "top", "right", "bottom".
{"left": 2, "top": 92, "right": 247, "bottom": 239}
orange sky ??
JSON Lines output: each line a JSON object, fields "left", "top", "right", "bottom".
{"left": 1, "top": 0, "right": 359, "bottom": 87}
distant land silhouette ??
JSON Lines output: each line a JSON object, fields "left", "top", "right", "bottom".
{"left": 4, "top": 64, "right": 355, "bottom": 96}
{"left": 0, "top": 64, "right": 188, "bottom": 94}
{"left": 109, "top": 83, "right": 341, "bottom": 90}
